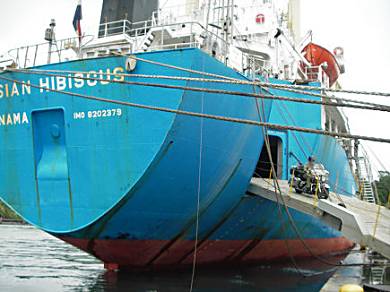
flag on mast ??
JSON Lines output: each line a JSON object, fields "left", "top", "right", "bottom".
{"left": 72, "top": 0, "right": 82, "bottom": 43}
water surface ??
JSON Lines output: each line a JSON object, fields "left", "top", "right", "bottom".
{"left": 0, "top": 224, "right": 378, "bottom": 292}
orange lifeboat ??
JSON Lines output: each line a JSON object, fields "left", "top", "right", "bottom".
{"left": 301, "top": 43, "right": 341, "bottom": 87}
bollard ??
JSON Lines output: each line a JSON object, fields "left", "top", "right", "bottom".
{"left": 339, "top": 284, "right": 363, "bottom": 292}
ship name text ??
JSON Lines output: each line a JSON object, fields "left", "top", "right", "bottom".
{"left": 38, "top": 67, "right": 125, "bottom": 92}
{"left": 0, "top": 67, "right": 125, "bottom": 99}
{"left": 0, "top": 112, "right": 29, "bottom": 126}
{"left": 0, "top": 81, "right": 31, "bottom": 98}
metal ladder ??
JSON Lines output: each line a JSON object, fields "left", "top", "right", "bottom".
{"left": 358, "top": 148, "right": 377, "bottom": 204}
{"left": 367, "top": 252, "right": 388, "bottom": 285}
{"left": 361, "top": 177, "right": 375, "bottom": 203}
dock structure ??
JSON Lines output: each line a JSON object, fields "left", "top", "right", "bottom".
{"left": 248, "top": 178, "right": 390, "bottom": 259}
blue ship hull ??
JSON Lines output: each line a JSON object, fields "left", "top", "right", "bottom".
{"left": 0, "top": 48, "right": 354, "bottom": 269}
{"left": 59, "top": 191, "right": 352, "bottom": 269}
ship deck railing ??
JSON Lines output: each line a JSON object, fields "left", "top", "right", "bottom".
{"left": 304, "top": 65, "right": 330, "bottom": 88}
{"left": 97, "top": 17, "right": 227, "bottom": 48}
{"left": 98, "top": 19, "right": 157, "bottom": 39}
{"left": 148, "top": 41, "right": 201, "bottom": 52}
{"left": 90, "top": 18, "right": 233, "bottom": 63}
{"left": 2, "top": 16, "right": 229, "bottom": 69}
{"left": 3, "top": 35, "right": 94, "bottom": 69}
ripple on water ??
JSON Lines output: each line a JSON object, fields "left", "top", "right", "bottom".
{"left": 0, "top": 224, "right": 104, "bottom": 292}
{"left": 1, "top": 224, "right": 364, "bottom": 292}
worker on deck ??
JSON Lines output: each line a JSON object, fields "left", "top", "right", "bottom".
{"left": 305, "top": 156, "right": 316, "bottom": 171}
{"left": 305, "top": 156, "right": 316, "bottom": 187}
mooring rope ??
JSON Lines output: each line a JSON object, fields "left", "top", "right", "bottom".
{"left": 189, "top": 60, "right": 205, "bottom": 292}
{"left": 0, "top": 74, "right": 389, "bottom": 144}
{"left": 253, "top": 87, "right": 307, "bottom": 276}
{"left": 257, "top": 80, "right": 390, "bottom": 97}
{"left": 7, "top": 67, "right": 390, "bottom": 112}
{"left": 5, "top": 68, "right": 390, "bottom": 113}
{"left": 4, "top": 50, "right": 390, "bottom": 100}
{"left": 122, "top": 53, "right": 390, "bottom": 97}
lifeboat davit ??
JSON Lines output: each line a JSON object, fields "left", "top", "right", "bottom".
{"left": 302, "top": 42, "right": 341, "bottom": 87}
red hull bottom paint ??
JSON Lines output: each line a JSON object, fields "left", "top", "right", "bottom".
{"left": 60, "top": 237, "right": 354, "bottom": 270}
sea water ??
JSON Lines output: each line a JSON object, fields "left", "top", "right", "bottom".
{"left": 0, "top": 224, "right": 386, "bottom": 292}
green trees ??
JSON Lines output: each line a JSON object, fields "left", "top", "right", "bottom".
{"left": 374, "top": 172, "right": 390, "bottom": 207}
{"left": 0, "top": 201, "right": 20, "bottom": 220}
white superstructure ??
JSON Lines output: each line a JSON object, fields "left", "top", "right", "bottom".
{"left": 3, "top": 0, "right": 313, "bottom": 83}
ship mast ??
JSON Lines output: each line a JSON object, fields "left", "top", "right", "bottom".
{"left": 288, "top": 0, "right": 301, "bottom": 45}
{"left": 44, "top": 19, "right": 56, "bottom": 64}
{"left": 222, "top": 0, "right": 234, "bottom": 64}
